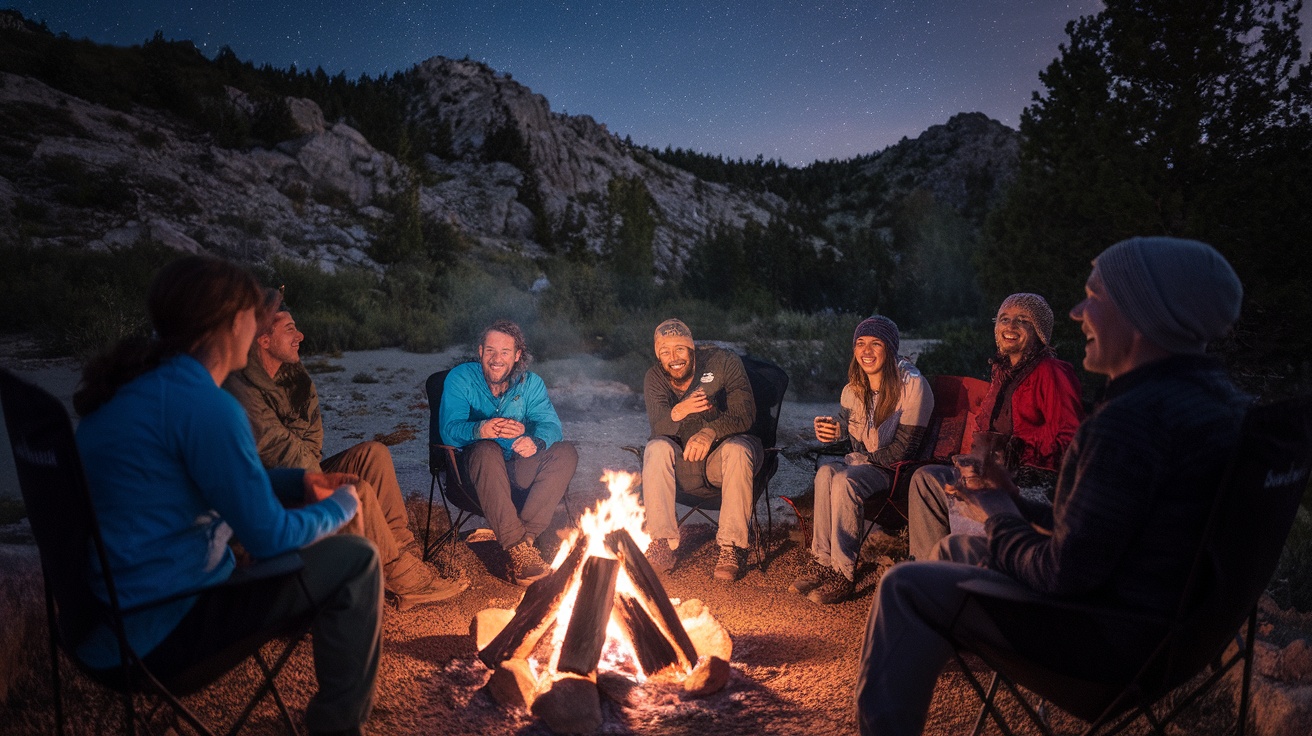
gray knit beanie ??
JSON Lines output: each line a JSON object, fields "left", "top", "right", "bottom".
{"left": 998, "top": 293, "right": 1054, "bottom": 345}
{"left": 853, "top": 315, "right": 900, "bottom": 357}
{"left": 1094, "top": 237, "right": 1242, "bottom": 354}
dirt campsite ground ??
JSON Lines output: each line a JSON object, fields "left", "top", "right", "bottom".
{"left": 0, "top": 343, "right": 1256, "bottom": 735}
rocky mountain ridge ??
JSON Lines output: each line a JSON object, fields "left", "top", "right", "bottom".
{"left": 0, "top": 29, "right": 1019, "bottom": 280}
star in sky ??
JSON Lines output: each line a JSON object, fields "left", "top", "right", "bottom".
{"left": 14, "top": 1, "right": 1312, "bottom": 165}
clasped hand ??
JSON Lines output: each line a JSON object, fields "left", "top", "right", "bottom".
{"left": 479, "top": 417, "right": 537, "bottom": 457}
{"left": 303, "top": 471, "right": 361, "bottom": 514}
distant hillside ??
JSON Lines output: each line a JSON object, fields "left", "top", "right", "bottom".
{"left": 0, "top": 10, "right": 1019, "bottom": 333}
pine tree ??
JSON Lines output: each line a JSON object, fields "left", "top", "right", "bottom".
{"left": 983, "top": 0, "right": 1312, "bottom": 390}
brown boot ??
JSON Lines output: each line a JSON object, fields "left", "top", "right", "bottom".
{"left": 386, "top": 553, "right": 469, "bottom": 610}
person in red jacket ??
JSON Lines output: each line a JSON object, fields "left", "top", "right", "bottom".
{"left": 907, "top": 293, "right": 1084, "bottom": 561}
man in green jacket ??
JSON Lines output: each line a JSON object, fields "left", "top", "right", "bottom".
{"left": 225, "top": 291, "right": 467, "bottom": 609}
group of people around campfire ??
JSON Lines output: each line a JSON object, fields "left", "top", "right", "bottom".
{"left": 67, "top": 233, "right": 1247, "bottom": 736}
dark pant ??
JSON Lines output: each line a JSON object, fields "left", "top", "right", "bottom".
{"left": 460, "top": 440, "right": 577, "bottom": 549}
{"left": 143, "top": 535, "right": 383, "bottom": 733}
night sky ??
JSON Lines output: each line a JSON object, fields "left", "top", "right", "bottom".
{"left": 12, "top": 2, "right": 1310, "bottom": 165}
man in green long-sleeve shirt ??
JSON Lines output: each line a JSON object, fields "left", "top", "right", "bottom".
{"left": 641, "top": 318, "right": 760, "bottom": 582}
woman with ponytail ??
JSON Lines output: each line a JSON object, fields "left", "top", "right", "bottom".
{"left": 75, "top": 256, "right": 381, "bottom": 736}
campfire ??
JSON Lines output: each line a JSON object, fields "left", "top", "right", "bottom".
{"left": 471, "top": 471, "right": 733, "bottom": 734}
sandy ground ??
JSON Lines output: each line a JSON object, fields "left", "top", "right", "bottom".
{"left": 0, "top": 344, "right": 1247, "bottom": 735}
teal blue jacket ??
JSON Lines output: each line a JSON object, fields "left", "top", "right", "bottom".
{"left": 438, "top": 362, "right": 563, "bottom": 459}
{"left": 75, "top": 355, "right": 356, "bottom": 668}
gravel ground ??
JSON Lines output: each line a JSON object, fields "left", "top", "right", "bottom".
{"left": 0, "top": 344, "right": 1247, "bottom": 735}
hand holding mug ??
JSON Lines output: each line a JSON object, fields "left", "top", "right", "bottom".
{"left": 813, "top": 415, "right": 841, "bottom": 443}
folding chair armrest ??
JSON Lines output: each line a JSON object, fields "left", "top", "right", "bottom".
{"left": 621, "top": 445, "right": 643, "bottom": 461}
{"left": 805, "top": 440, "right": 849, "bottom": 466}
{"left": 121, "top": 552, "right": 306, "bottom": 616}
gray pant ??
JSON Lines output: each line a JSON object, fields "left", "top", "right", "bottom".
{"left": 856, "top": 535, "right": 1014, "bottom": 736}
{"left": 462, "top": 439, "right": 578, "bottom": 550}
{"left": 144, "top": 534, "right": 383, "bottom": 733}
{"left": 812, "top": 460, "right": 891, "bottom": 581}
{"left": 642, "top": 435, "right": 763, "bottom": 549}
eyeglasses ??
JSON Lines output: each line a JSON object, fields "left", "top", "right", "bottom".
{"left": 994, "top": 316, "right": 1035, "bottom": 330}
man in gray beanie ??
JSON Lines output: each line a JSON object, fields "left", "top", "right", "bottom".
{"left": 856, "top": 237, "right": 1249, "bottom": 736}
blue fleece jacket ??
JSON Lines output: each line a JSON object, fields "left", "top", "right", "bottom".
{"left": 75, "top": 355, "right": 356, "bottom": 668}
{"left": 438, "top": 361, "right": 563, "bottom": 459}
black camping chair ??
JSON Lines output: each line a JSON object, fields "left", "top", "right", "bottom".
{"left": 0, "top": 368, "right": 317, "bottom": 736}
{"left": 624, "top": 355, "right": 789, "bottom": 569}
{"left": 944, "top": 394, "right": 1312, "bottom": 736}
{"left": 421, "top": 369, "right": 574, "bottom": 563}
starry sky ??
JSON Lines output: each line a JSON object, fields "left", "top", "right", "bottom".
{"left": 12, "top": 1, "right": 1311, "bottom": 165}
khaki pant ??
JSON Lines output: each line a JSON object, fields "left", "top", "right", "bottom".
{"left": 323, "top": 441, "right": 416, "bottom": 576}
{"left": 642, "top": 435, "right": 763, "bottom": 549}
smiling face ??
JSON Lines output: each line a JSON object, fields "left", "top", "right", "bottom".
{"left": 656, "top": 336, "right": 695, "bottom": 385}
{"left": 853, "top": 336, "right": 888, "bottom": 379}
{"left": 1070, "top": 265, "right": 1141, "bottom": 379}
{"left": 259, "top": 311, "right": 303, "bottom": 367}
{"left": 479, "top": 329, "right": 521, "bottom": 387}
{"left": 994, "top": 306, "right": 1037, "bottom": 364}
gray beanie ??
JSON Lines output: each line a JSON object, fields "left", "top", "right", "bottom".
{"left": 853, "top": 315, "right": 900, "bottom": 357}
{"left": 1094, "top": 237, "right": 1242, "bottom": 354}
{"left": 998, "top": 293, "right": 1054, "bottom": 345}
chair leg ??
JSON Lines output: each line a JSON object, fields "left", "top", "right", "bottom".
{"left": 1239, "top": 607, "right": 1257, "bottom": 736}
{"left": 45, "top": 586, "right": 67, "bottom": 736}
{"left": 421, "top": 474, "right": 438, "bottom": 563}
{"left": 970, "top": 672, "right": 999, "bottom": 736}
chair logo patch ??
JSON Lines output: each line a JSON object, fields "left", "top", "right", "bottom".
{"left": 1265, "top": 465, "right": 1310, "bottom": 490}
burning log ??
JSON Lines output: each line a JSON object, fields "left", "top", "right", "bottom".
{"left": 557, "top": 556, "right": 619, "bottom": 677}
{"left": 605, "top": 528, "right": 699, "bottom": 668}
{"left": 479, "top": 537, "right": 589, "bottom": 668}
{"left": 613, "top": 592, "right": 681, "bottom": 676}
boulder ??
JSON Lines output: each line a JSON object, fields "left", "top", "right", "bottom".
{"left": 487, "top": 657, "right": 537, "bottom": 710}
{"left": 286, "top": 97, "right": 326, "bottom": 136}
{"left": 470, "top": 608, "right": 516, "bottom": 651}
{"left": 682, "top": 655, "right": 730, "bottom": 697}
{"left": 148, "top": 219, "right": 204, "bottom": 254}
{"left": 676, "top": 598, "right": 733, "bottom": 662}
{"left": 531, "top": 673, "right": 601, "bottom": 734}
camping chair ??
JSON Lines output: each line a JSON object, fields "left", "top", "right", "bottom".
{"left": 785, "top": 374, "right": 989, "bottom": 545}
{"left": 944, "top": 394, "right": 1312, "bottom": 736}
{"left": 421, "top": 369, "right": 574, "bottom": 564}
{"left": 623, "top": 355, "right": 789, "bottom": 569}
{"left": 0, "top": 368, "right": 316, "bottom": 736}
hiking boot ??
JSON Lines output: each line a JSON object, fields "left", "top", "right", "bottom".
{"left": 386, "top": 553, "right": 469, "bottom": 611}
{"left": 713, "top": 544, "right": 748, "bottom": 582}
{"left": 788, "top": 557, "right": 829, "bottom": 596}
{"left": 508, "top": 540, "right": 551, "bottom": 586}
{"left": 645, "top": 538, "right": 677, "bottom": 574}
{"left": 807, "top": 569, "right": 855, "bottom": 605}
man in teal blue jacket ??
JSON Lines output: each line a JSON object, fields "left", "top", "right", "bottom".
{"left": 439, "top": 319, "right": 577, "bottom": 585}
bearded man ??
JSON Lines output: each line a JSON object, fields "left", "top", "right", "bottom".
{"left": 640, "top": 318, "right": 760, "bottom": 582}
{"left": 907, "top": 293, "right": 1084, "bottom": 561}
{"left": 225, "top": 290, "right": 468, "bottom": 610}
{"left": 438, "top": 319, "right": 578, "bottom": 585}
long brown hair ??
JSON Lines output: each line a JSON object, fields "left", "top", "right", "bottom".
{"left": 74, "top": 256, "right": 263, "bottom": 416}
{"left": 846, "top": 339, "right": 903, "bottom": 431}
